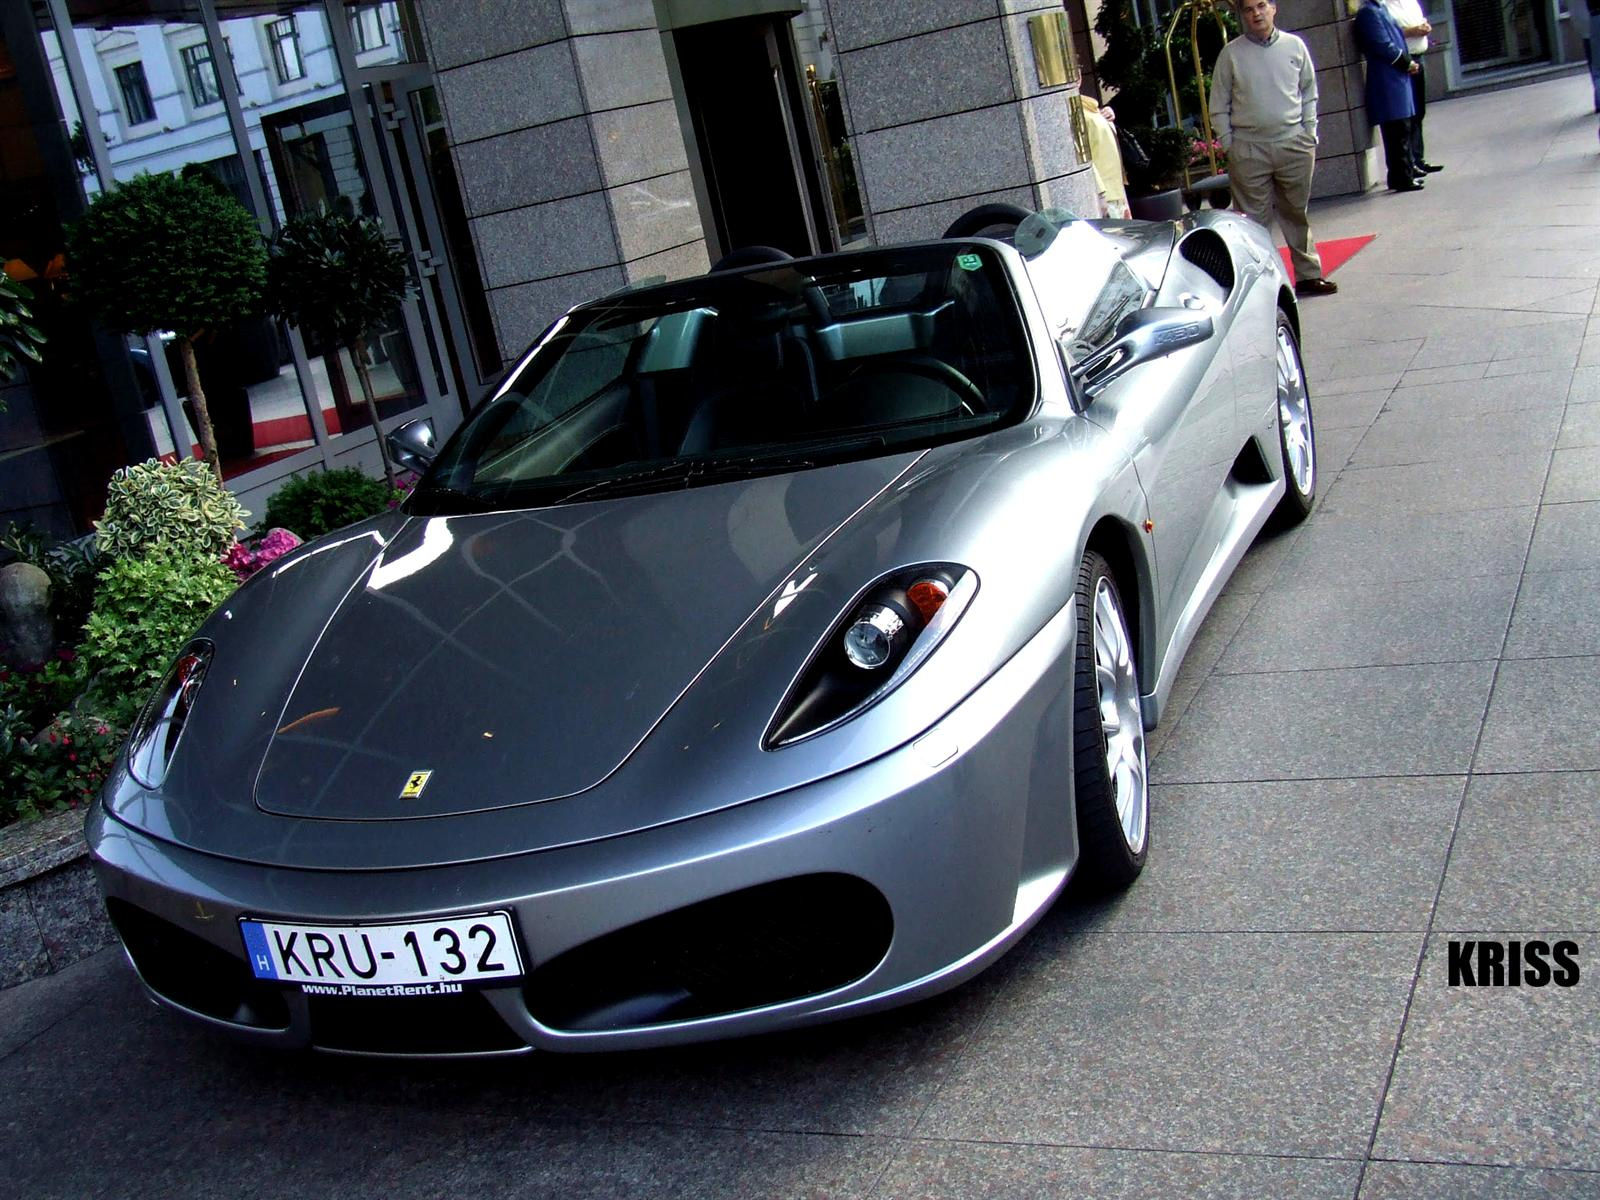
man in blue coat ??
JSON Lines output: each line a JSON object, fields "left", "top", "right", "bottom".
{"left": 1353, "top": 0, "right": 1422, "bottom": 191}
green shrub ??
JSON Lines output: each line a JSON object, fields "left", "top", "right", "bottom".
{"left": 262, "top": 468, "right": 393, "bottom": 539}
{"left": 95, "top": 458, "right": 248, "bottom": 561}
{"left": 0, "top": 707, "right": 121, "bottom": 826}
{"left": 82, "top": 548, "right": 236, "bottom": 727}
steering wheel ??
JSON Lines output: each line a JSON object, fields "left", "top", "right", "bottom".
{"left": 846, "top": 355, "right": 985, "bottom": 417}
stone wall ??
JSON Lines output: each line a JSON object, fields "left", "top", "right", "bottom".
{"left": 1276, "top": 0, "right": 1379, "bottom": 196}
{"left": 417, "top": 0, "right": 710, "bottom": 362}
{"left": 823, "top": 0, "right": 1101, "bottom": 243}
{"left": 0, "top": 811, "right": 114, "bottom": 989}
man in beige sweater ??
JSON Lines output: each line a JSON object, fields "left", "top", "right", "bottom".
{"left": 1209, "top": 0, "right": 1336, "bottom": 296}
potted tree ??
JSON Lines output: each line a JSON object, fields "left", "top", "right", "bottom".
{"left": 66, "top": 172, "right": 266, "bottom": 482}
{"left": 266, "top": 210, "right": 413, "bottom": 489}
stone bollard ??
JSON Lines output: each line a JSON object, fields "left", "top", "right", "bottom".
{"left": 0, "top": 561, "right": 54, "bottom": 669}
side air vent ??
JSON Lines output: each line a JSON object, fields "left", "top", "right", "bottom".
{"left": 1179, "top": 229, "right": 1236, "bottom": 293}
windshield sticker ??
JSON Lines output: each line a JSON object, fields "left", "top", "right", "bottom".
{"left": 956, "top": 253, "right": 982, "bottom": 271}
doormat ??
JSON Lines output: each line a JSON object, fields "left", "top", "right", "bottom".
{"left": 1279, "top": 234, "right": 1376, "bottom": 282}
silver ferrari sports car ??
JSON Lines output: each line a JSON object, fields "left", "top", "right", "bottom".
{"left": 88, "top": 204, "right": 1316, "bottom": 1056}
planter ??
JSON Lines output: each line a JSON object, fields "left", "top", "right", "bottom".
{"left": 1128, "top": 189, "right": 1185, "bottom": 220}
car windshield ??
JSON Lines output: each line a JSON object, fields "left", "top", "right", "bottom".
{"left": 412, "top": 244, "right": 1034, "bottom": 511}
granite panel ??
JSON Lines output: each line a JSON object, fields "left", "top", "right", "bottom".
{"left": 1217, "top": 572, "right": 1517, "bottom": 673}
{"left": 828, "top": 0, "right": 1001, "bottom": 52}
{"left": 0, "top": 808, "right": 87, "bottom": 890}
{"left": 590, "top": 99, "right": 691, "bottom": 188}
{"left": 1526, "top": 499, "right": 1600, "bottom": 571}
{"left": 1475, "top": 656, "right": 1600, "bottom": 773}
{"left": 1558, "top": 401, "right": 1600, "bottom": 448}
{"left": 609, "top": 170, "right": 704, "bottom": 262}
{"left": 0, "top": 887, "right": 47, "bottom": 989}
{"left": 29, "top": 860, "right": 115, "bottom": 972}
{"left": 1314, "top": 65, "right": 1349, "bottom": 114}
{"left": 871, "top": 185, "right": 1037, "bottom": 246}
{"left": 489, "top": 265, "right": 628, "bottom": 350}
{"left": 1279, "top": 504, "right": 1537, "bottom": 587}
{"left": 1059, "top": 776, "right": 1463, "bottom": 934}
{"left": 1152, "top": 661, "right": 1494, "bottom": 783}
{"left": 625, "top": 238, "right": 710, "bottom": 285}
{"left": 436, "top": 41, "right": 583, "bottom": 144}
{"left": 563, "top": 0, "right": 656, "bottom": 36}
{"left": 452, "top": 115, "right": 601, "bottom": 216}
{"left": 1019, "top": 89, "right": 1080, "bottom": 180}
{"left": 1298, "top": 23, "right": 1345, "bottom": 76}
{"left": 1375, "top": 931, "right": 1600, "bottom": 1170}
{"left": 1346, "top": 406, "right": 1561, "bottom": 468}
{"left": 0, "top": 944, "right": 119, "bottom": 1055}
{"left": 1309, "top": 109, "right": 1354, "bottom": 160}
{"left": 1318, "top": 452, "right": 1550, "bottom": 517}
{"left": 572, "top": 28, "right": 672, "bottom": 112}
{"left": 472, "top": 191, "right": 620, "bottom": 288}
{"left": 853, "top": 106, "right": 1031, "bottom": 211}
{"left": 1545, "top": 445, "right": 1600, "bottom": 502}
{"left": 1505, "top": 567, "right": 1600, "bottom": 658}
{"left": 918, "top": 932, "right": 1418, "bottom": 1157}
{"left": 1436, "top": 772, "right": 1600, "bottom": 930}
{"left": 1310, "top": 151, "right": 1363, "bottom": 198}
{"left": 840, "top": 21, "right": 1014, "bottom": 133}
{"left": 418, "top": 0, "right": 569, "bottom": 70}
{"left": 876, "top": 1142, "right": 1361, "bottom": 1200}
{"left": 1033, "top": 164, "right": 1100, "bottom": 221}
{"left": 1360, "top": 1162, "right": 1600, "bottom": 1199}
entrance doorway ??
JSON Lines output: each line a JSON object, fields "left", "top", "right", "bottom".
{"left": 672, "top": 16, "right": 836, "bottom": 261}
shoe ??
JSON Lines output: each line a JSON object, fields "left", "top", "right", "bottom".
{"left": 1294, "top": 278, "right": 1338, "bottom": 296}
{"left": 1389, "top": 179, "right": 1424, "bottom": 192}
{"left": 1418, "top": 161, "right": 1444, "bottom": 173}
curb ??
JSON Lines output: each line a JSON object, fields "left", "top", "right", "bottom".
{"left": 0, "top": 809, "right": 116, "bottom": 989}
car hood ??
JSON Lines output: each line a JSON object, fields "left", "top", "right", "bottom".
{"left": 252, "top": 456, "right": 917, "bottom": 820}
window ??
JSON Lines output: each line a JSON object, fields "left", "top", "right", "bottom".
{"left": 114, "top": 62, "right": 156, "bottom": 125}
{"left": 351, "top": 6, "right": 388, "bottom": 51}
{"left": 267, "top": 17, "right": 305, "bottom": 83}
{"left": 180, "top": 43, "right": 220, "bottom": 107}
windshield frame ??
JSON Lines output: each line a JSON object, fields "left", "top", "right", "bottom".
{"left": 409, "top": 242, "right": 1039, "bottom": 514}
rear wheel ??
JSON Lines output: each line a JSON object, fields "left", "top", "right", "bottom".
{"left": 1071, "top": 550, "right": 1148, "bottom": 891}
{"left": 1269, "top": 312, "right": 1316, "bottom": 528}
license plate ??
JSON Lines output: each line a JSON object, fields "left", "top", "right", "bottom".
{"left": 239, "top": 912, "right": 522, "bottom": 992}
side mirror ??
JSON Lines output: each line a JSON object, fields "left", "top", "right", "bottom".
{"left": 387, "top": 417, "right": 436, "bottom": 472}
{"left": 1071, "top": 307, "right": 1214, "bottom": 399}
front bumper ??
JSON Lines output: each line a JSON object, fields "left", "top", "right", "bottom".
{"left": 88, "top": 600, "right": 1079, "bottom": 1056}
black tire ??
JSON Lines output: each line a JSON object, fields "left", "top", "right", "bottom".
{"left": 1071, "top": 550, "right": 1149, "bottom": 892}
{"left": 1268, "top": 312, "right": 1317, "bottom": 529}
{"left": 941, "top": 203, "right": 1033, "bottom": 239}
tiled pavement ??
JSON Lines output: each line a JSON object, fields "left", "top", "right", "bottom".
{"left": 3, "top": 76, "right": 1599, "bottom": 1200}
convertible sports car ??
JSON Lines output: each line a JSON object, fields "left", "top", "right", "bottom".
{"left": 87, "top": 203, "right": 1316, "bottom": 1056}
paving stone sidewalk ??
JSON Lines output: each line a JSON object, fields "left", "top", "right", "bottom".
{"left": 3, "top": 74, "right": 1598, "bottom": 1200}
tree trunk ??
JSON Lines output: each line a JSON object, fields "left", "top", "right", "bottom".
{"left": 178, "top": 336, "right": 223, "bottom": 483}
{"left": 349, "top": 335, "right": 397, "bottom": 489}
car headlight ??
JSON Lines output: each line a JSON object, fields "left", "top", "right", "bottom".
{"left": 766, "top": 565, "right": 978, "bottom": 748}
{"left": 126, "top": 639, "right": 213, "bottom": 789}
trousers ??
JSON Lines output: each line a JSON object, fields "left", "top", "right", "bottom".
{"left": 1408, "top": 58, "right": 1428, "bottom": 166}
{"left": 1228, "top": 137, "right": 1323, "bottom": 284}
{"left": 1380, "top": 118, "right": 1416, "bottom": 187}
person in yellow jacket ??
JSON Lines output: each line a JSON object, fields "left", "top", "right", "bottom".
{"left": 1076, "top": 94, "right": 1131, "bottom": 219}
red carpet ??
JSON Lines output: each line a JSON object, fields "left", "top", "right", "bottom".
{"left": 1279, "top": 234, "right": 1375, "bottom": 283}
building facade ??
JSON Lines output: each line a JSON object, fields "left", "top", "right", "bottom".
{"left": 2, "top": 0, "right": 1102, "bottom": 537}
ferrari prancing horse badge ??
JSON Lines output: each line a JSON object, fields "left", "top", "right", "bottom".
{"left": 400, "top": 770, "right": 432, "bottom": 800}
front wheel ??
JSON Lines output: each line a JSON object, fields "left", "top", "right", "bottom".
{"left": 1269, "top": 313, "right": 1317, "bottom": 528}
{"left": 1071, "top": 550, "right": 1149, "bottom": 891}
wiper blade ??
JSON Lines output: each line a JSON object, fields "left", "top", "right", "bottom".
{"left": 406, "top": 484, "right": 497, "bottom": 515}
